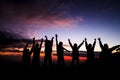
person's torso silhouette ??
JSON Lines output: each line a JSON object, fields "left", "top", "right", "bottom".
{"left": 32, "top": 38, "right": 43, "bottom": 68}
{"left": 68, "top": 39, "right": 84, "bottom": 66}
{"left": 23, "top": 48, "right": 30, "bottom": 66}
{"left": 22, "top": 42, "right": 33, "bottom": 67}
{"left": 85, "top": 38, "right": 96, "bottom": 63}
{"left": 44, "top": 36, "right": 54, "bottom": 67}
{"left": 55, "top": 34, "right": 69, "bottom": 67}
{"left": 98, "top": 38, "right": 120, "bottom": 64}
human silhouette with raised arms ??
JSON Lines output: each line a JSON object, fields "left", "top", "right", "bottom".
{"left": 32, "top": 38, "right": 43, "bottom": 68}
{"left": 22, "top": 38, "right": 34, "bottom": 67}
{"left": 55, "top": 34, "right": 69, "bottom": 67}
{"left": 68, "top": 39, "right": 84, "bottom": 66}
{"left": 98, "top": 38, "right": 120, "bottom": 64}
{"left": 44, "top": 36, "right": 54, "bottom": 67}
{"left": 84, "top": 38, "right": 96, "bottom": 64}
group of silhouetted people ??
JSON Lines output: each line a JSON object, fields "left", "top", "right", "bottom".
{"left": 22, "top": 38, "right": 43, "bottom": 68}
{"left": 22, "top": 35, "right": 120, "bottom": 68}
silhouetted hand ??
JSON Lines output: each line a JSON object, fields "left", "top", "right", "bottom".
{"left": 33, "top": 37, "right": 35, "bottom": 44}
{"left": 45, "top": 36, "right": 48, "bottom": 40}
{"left": 33, "top": 37, "right": 35, "bottom": 40}
{"left": 55, "top": 34, "right": 58, "bottom": 38}
{"left": 98, "top": 38, "right": 101, "bottom": 41}
{"left": 85, "top": 38, "right": 87, "bottom": 41}
{"left": 45, "top": 36, "right": 47, "bottom": 38}
{"left": 83, "top": 40, "right": 85, "bottom": 43}
{"left": 68, "top": 39, "right": 70, "bottom": 42}
{"left": 52, "top": 37, "right": 54, "bottom": 40}
{"left": 41, "top": 38, "right": 43, "bottom": 42}
{"left": 94, "top": 39, "right": 96, "bottom": 41}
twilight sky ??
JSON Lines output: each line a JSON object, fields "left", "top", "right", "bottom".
{"left": 0, "top": 0, "right": 120, "bottom": 51}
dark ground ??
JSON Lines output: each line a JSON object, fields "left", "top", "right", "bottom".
{"left": 0, "top": 58, "right": 120, "bottom": 79}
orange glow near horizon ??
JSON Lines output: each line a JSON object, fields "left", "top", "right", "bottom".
{"left": 0, "top": 52, "right": 21, "bottom": 56}
{"left": 0, "top": 52, "right": 87, "bottom": 64}
{"left": 80, "top": 57, "right": 87, "bottom": 61}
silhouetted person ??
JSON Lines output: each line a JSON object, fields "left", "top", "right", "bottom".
{"left": 55, "top": 34, "right": 69, "bottom": 67}
{"left": 98, "top": 38, "right": 120, "bottom": 64}
{"left": 68, "top": 39, "right": 84, "bottom": 66}
{"left": 22, "top": 38, "right": 34, "bottom": 67}
{"left": 85, "top": 38, "right": 96, "bottom": 64}
{"left": 44, "top": 36, "right": 54, "bottom": 67}
{"left": 32, "top": 38, "right": 43, "bottom": 68}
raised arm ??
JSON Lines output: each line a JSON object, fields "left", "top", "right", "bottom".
{"left": 33, "top": 37, "right": 35, "bottom": 47}
{"left": 63, "top": 47, "right": 70, "bottom": 52}
{"left": 78, "top": 40, "right": 84, "bottom": 49}
{"left": 68, "top": 39, "right": 73, "bottom": 48}
{"left": 29, "top": 38, "right": 35, "bottom": 54}
{"left": 51, "top": 37, "right": 54, "bottom": 45}
{"left": 110, "top": 45, "right": 120, "bottom": 51}
{"left": 24, "top": 43, "right": 28, "bottom": 50}
{"left": 98, "top": 38, "right": 104, "bottom": 49}
{"left": 39, "top": 38, "right": 43, "bottom": 50}
{"left": 55, "top": 34, "right": 58, "bottom": 46}
{"left": 85, "top": 38, "right": 88, "bottom": 49}
{"left": 92, "top": 39, "right": 96, "bottom": 50}
{"left": 45, "top": 36, "right": 48, "bottom": 40}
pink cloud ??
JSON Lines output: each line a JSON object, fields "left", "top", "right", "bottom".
{"left": 25, "top": 15, "right": 84, "bottom": 28}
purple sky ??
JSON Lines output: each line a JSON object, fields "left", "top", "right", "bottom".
{"left": 0, "top": 0, "right": 120, "bottom": 51}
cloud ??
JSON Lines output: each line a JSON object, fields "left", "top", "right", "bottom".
{"left": 0, "top": 31, "right": 34, "bottom": 51}
{"left": 0, "top": 0, "right": 85, "bottom": 39}
{"left": 25, "top": 15, "right": 84, "bottom": 28}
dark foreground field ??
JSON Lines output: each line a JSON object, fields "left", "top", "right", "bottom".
{"left": 0, "top": 58, "right": 120, "bottom": 79}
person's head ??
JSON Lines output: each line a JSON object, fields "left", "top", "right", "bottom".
{"left": 88, "top": 44, "right": 92, "bottom": 48}
{"left": 59, "top": 42, "right": 63, "bottom": 46}
{"left": 74, "top": 43, "right": 77, "bottom": 48}
{"left": 36, "top": 43, "right": 39, "bottom": 48}
{"left": 104, "top": 44, "right": 109, "bottom": 49}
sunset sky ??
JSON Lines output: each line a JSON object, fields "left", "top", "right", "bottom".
{"left": 0, "top": 0, "right": 120, "bottom": 51}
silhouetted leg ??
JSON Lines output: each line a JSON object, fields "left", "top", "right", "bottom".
{"left": 71, "top": 58, "right": 75, "bottom": 66}
{"left": 76, "top": 57, "right": 79, "bottom": 66}
{"left": 58, "top": 57, "right": 61, "bottom": 66}
{"left": 49, "top": 56, "right": 52, "bottom": 67}
{"left": 44, "top": 56, "right": 47, "bottom": 67}
{"left": 61, "top": 57, "right": 65, "bottom": 67}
